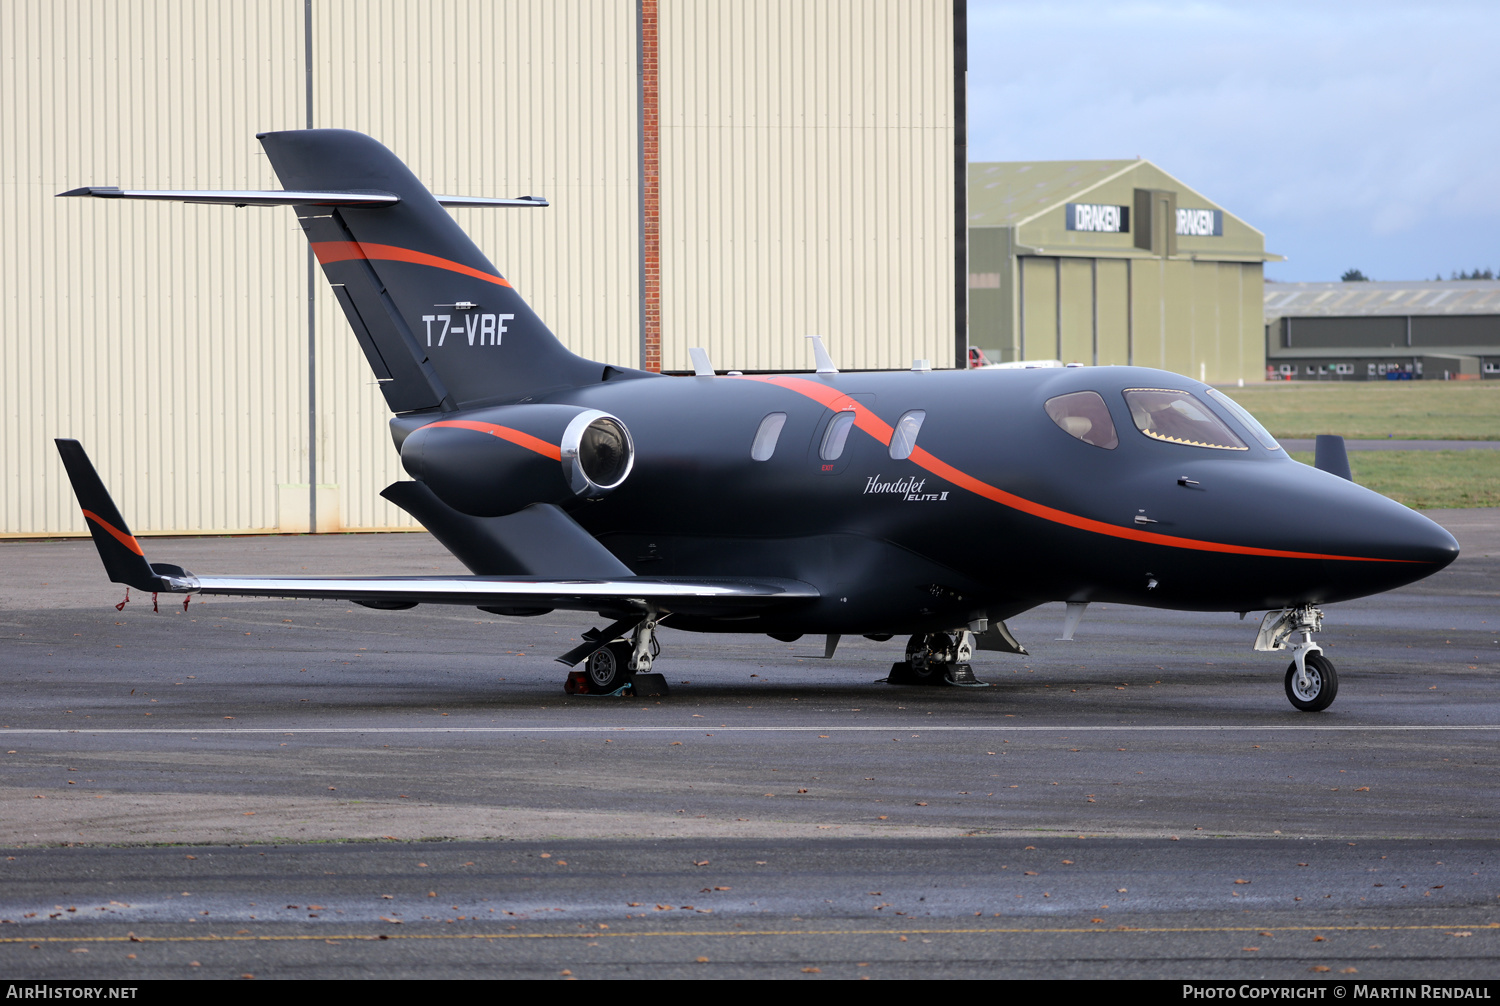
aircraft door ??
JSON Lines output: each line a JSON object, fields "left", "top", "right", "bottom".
{"left": 808, "top": 393, "right": 874, "bottom": 476}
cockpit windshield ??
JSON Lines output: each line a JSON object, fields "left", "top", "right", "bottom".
{"left": 1204, "top": 388, "right": 1281, "bottom": 451}
{"left": 1122, "top": 388, "right": 1248, "bottom": 451}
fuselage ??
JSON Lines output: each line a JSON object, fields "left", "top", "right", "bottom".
{"left": 471, "top": 364, "right": 1460, "bottom": 635}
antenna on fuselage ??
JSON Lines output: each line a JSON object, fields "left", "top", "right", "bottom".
{"left": 688, "top": 347, "right": 716, "bottom": 377}
{"left": 806, "top": 335, "right": 838, "bottom": 374}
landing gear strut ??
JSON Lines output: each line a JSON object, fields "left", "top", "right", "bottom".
{"left": 888, "top": 630, "right": 984, "bottom": 686}
{"left": 1255, "top": 605, "right": 1338, "bottom": 712}
{"left": 560, "top": 615, "right": 663, "bottom": 695}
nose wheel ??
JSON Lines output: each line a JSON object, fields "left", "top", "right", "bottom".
{"left": 1284, "top": 652, "right": 1338, "bottom": 712}
{"left": 1256, "top": 605, "right": 1338, "bottom": 712}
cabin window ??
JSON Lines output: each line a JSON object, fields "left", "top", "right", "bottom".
{"left": 1204, "top": 388, "right": 1280, "bottom": 451}
{"left": 819, "top": 410, "right": 857, "bottom": 461}
{"left": 1043, "top": 392, "right": 1118, "bottom": 449}
{"left": 1122, "top": 388, "right": 1248, "bottom": 451}
{"left": 751, "top": 412, "right": 787, "bottom": 460}
{"left": 888, "top": 410, "right": 927, "bottom": 460}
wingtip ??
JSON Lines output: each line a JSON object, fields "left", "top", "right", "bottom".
{"left": 56, "top": 186, "right": 121, "bottom": 198}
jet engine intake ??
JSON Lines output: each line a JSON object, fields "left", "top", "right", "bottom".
{"left": 399, "top": 405, "right": 634, "bottom": 517}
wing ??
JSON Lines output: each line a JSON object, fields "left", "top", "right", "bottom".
{"left": 53, "top": 439, "right": 817, "bottom": 619}
{"left": 182, "top": 573, "right": 816, "bottom": 618}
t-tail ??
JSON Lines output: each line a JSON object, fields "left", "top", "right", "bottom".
{"left": 60, "top": 129, "right": 634, "bottom": 413}
{"left": 258, "top": 129, "right": 604, "bottom": 412}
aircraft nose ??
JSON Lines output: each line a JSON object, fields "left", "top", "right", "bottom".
{"left": 1389, "top": 506, "right": 1460, "bottom": 567}
{"left": 1197, "top": 460, "right": 1460, "bottom": 604}
{"left": 1310, "top": 478, "right": 1459, "bottom": 598}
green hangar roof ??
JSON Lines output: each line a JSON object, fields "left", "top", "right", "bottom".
{"left": 968, "top": 159, "right": 1279, "bottom": 264}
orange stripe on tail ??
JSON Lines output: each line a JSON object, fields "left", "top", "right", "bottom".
{"left": 310, "top": 241, "right": 512, "bottom": 288}
{"left": 81, "top": 509, "right": 145, "bottom": 556}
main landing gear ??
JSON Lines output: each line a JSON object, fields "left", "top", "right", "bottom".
{"left": 1255, "top": 604, "right": 1338, "bottom": 712}
{"left": 560, "top": 616, "right": 664, "bottom": 696}
{"left": 887, "top": 630, "right": 987, "bottom": 687}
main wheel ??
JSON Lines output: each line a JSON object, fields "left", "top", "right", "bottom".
{"left": 584, "top": 641, "right": 634, "bottom": 694}
{"left": 1284, "top": 653, "right": 1338, "bottom": 712}
{"left": 903, "top": 632, "right": 953, "bottom": 685}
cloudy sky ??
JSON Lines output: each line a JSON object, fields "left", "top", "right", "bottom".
{"left": 966, "top": 1, "right": 1499, "bottom": 282}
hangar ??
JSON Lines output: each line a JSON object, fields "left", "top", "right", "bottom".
{"left": 1, "top": 0, "right": 963, "bottom": 537}
{"left": 1263, "top": 279, "right": 1500, "bottom": 380}
{"left": 966, "top": 160, "right": 1278, "bottom": 385}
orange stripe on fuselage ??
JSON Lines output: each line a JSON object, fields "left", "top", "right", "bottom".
{"left": 730, "top": 374, "right": 1414, "bottom": 565}
{"left": 310, "top": 241, "right": 513, "bottom": 288}
{"left": 422, "top": 420, "right": 562, "bottom": 461}
{"left": 81, "top": 509, "right": 144, "bottom": 556}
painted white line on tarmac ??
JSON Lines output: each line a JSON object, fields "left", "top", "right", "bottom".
{"left": 1, "top": 724, "right": 1498, "bottom": 735}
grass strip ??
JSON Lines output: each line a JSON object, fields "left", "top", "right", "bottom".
{"left": 1287, "top": 451, "right": 1500, "bottom": 509}
{"left": 1225, "top": 382, "right": 1500, "bottom": 441}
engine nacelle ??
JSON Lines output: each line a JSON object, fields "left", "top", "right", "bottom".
{"left": 398, "top": 405, "right": 633, "bottom": 517}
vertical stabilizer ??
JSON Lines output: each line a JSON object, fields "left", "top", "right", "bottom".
{"left": 257, "top": 129, "right": 602, "bottom": 412}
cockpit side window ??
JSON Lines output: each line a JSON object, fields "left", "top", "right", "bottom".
{"left": 1122, "top": 388, "right": 1248, "bottom": 450}
{"left": 1044, "top": 392, "right": 1118, "bottom": 449}
{"left": 819, "top": 410, "right": 856, "bottom": 461}
{"left": 1204, "top": 388, "right": 1281, "bottom": 451}
{"left": 751, "top": 412, "right": 787, "bottom": 460}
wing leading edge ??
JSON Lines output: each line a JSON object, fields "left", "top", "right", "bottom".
{"left": 183, "top": 574, "right": 817, "bottom": 617}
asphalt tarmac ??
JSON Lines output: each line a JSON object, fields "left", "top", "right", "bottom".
{"left": 1, "top": 510, "right": 1496, "bottom": 980}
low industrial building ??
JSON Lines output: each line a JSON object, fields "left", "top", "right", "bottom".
{"left": 1263, "top": 280, "right": 1500, "bottom": 380}
{"left": 967, "top": 160, "right": 1278, "bottom": 384}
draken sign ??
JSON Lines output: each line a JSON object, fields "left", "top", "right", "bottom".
{"left": 1065, "top": 203, "right": 1129, "bottom": 233}
{"left": 1176, "top": 207, "right": 1223, "bottom": 236}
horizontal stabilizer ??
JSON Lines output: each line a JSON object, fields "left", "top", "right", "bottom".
{"left": 57, "top": 187, "right": 548, "bottom": 209}
{"left": 380, "top": 481, "right": 632, "bottom": 578}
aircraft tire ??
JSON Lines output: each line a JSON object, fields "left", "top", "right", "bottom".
{"left": 584, "top": 641, "right": 634, "bottom": 694}
{"left": 902, "top": 632, "right": 951, "bottom": 686}
{"left": 1284, "top": 653, "right": 1338, "bottom": 712}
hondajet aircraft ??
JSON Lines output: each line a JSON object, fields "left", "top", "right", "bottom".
{"left": 57, "top": 130, "right": 1458, "bottom": 710}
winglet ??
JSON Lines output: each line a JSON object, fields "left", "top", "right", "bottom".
{"left": 1314, "top": 435, "right": 1352, "bottom": 482}
{"left": 53, "top": 440, "right": 197, "bottom": 593}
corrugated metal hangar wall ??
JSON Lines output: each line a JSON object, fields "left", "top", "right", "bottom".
{"left": 966, "top": 160, "right": 1276, "bottom": 385}
{"left": 1, "top": 0, "right": 959, "bottom": 537}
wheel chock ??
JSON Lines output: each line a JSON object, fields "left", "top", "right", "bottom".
{"left": 563, "top": 671, "right": 671, "bottom": 697}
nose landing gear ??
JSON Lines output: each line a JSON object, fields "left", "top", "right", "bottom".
{"left": 1255, "top": 605, "right": 1338, "bottom": 712}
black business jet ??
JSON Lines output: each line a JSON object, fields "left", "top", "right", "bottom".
{"left": 56, "top": 129, "right": 1458, "bottom": 711}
